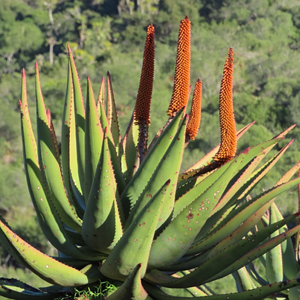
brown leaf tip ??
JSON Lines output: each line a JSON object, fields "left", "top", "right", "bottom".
{"left": 167, "top": 17, "right": 191, "bottom": 117}
{"left": 186, "top": 79, "right": 202, "bottom": 140}
{"left": 134, "top": 24, "right": 155, "bottom": 126}
{"left": 214, "top": 48, "right": 237, "bottom": 162}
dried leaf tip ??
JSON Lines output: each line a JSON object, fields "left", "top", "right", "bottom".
{"left": 186, "top": 79, "right": 202, "bottom": 140}
{"left": 214, "top": 48, "right": 237, "bottom": 162}
{"left": 167, "top": 16, "right": 191, "bottom": 117}
{"left": 134, "top": 24, "right": 155, "bottom": 126}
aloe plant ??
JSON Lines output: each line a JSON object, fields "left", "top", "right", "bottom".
{"left": 1, "top": 16, "right": 300, "bottom": 300}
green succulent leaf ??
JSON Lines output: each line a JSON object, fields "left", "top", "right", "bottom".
{"left": 84, "top": 77, "right": 104, "bottom": 200}
{"left": 101, "top": 180, "right": 170, "bottom": 281}
{"left": 143, "top": 277, "right": 300, "bottom": 300}
{"left": 82, "top": 129, "right": 123, "bottom": 253}
{"left": 186, "top": 174, "right": 300, "bottom": 257}
{"left": 206, "top": 223, "right": 300, "bottom": 284}
{"left": 106, "top": 264, "right": 151, "bottom": 300}
{"left": 98, "top": 99, "right": 126, "bottom": 195}
{"left": 35, "top": 64, "right": 82, "bottom": 233}
{"left": 121, "top": 108, "right": 184, "bottom": 219}
{"left": 68, "top": 44, "right": 86, "bottom": 197}
{"left": 271, "top": 202, "right": 300, "bottom": 280}
{"left": 20, "top": 100, "right": 96, "bottom": 260}
{"left": 233, "top": 267, "right": 257, "bottom": 292}
{"left": 107, "top": 71, "right": 121, "bottom": 156}
{"left": 266, "top": 203, "right": 283, "bottom": 283}
{"left": 0, "top": 278, "right": 53, "bottom": 300}
{"left": 61, "top": 63, "right": 85, "bottom": 214}
{"left": 148, "top": 141, "right": 278, "bottom": 269}
{"left": 122, "top": 112, "right": 139, "bottom": 182}
{"left": 0, "top": 219, "right": 99, "bottom": 286}
{"left": 125, "top": 115, "right": 188, "bottom": 231}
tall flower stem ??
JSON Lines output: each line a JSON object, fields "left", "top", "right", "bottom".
{"left": 134, "top": 24, "right": 155, "bottom": 162}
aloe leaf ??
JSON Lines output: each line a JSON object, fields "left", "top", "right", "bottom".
{"left": 68, "top": 44, "right": 86, "bottom": 196}
{"left": 125, "top": 115, "right": 187, "bottom": 231}
{"left": 266, "top": 203, "right": 283, "bottom": 283}
{"left": 98, "top": 100, "right": 126, "bottom": 195}
{"left": 61, "top": 63, "right": 85, "bottom": 215}
{"left": 122, "top": 111, "right": 139, "bottom": 181}
{"left": 121, "top": 108, "right": 184, "bottom": 219}
{"left": 237, "top": 139, "right": 293, "bottom": 201}
{"left": 143, "top": 278, "right": 300, "bottom": 300}
{"left": 271, "top": 202, "right": 300, "bottom": 280}
{"left": 107, "top": 72, "right": 121, "bottom": 156}
{"left": 35, "top": 64, "right": 82, "bottom": 232}
{"left": 84, "top": 77, "right": 104, "bottom": 198}
{"left": 106, "top": 264, "right": 151, "bottom": 300}
{"left": 175, "top": 138, "right": 279, "bottom": 224}
{"left": 160, "top": 272, "right": 208, "bottom": 297}
{"left": 159, "top": 206, "right": 297, "bottom": 273}
{"left": 101, "top": 180, "right": 170, "bottom": 281}
{"left": 186, "top": 175, "right": 300, "bottom": 256}
{"left": 233, "top": 267, "right": 256, "bottom": 292}
{"left": 212, "top": 138, "right": 289, "bottom": 216}
{"left": 21, "top": 69, "right": 36, "bottom": 153}
{"left": 83, "top": 129, "right": 123, "bottom": 253}
{"left": 97, "top": 76, "right": 105, "bottom": 118}
{"left": 20, "top": 101, "right": 101, "bottom": 260}
{"left": 205, "top": 223, "right": 300, "bottom": 284}
{"left": 245, "top": 263, "right": 268, "bottom": 287}
{"left": 0, "top": 219, "right": 97, "bottom": 286}
{"left": 148, "top": 155, "right": 244, "bottom": 269}
{"left": 191, "top": 139, "right": 292, "bottom": 249}
{"left": 145, "top": 217, "right": 300, "bottom": 289}
{"left": 289, "top": 271, "right": 300, "bottom": 300}
{"left": 149, "top": 139, "right": 280, "bottom": 268}
{"left": 0, "top": 279, "right": 53, "bottom": 300}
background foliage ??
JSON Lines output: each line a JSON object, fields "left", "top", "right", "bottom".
{"left": 1, "top": 0, "right": 300, "bottom": 285}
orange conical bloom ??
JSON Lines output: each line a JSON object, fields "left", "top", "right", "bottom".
{"left": 214, "top": 48, "right": 237, "bottom": 162}
{"left": 186, "top": 79, "right": 202, "bottom": 140}
{"left": 134, "top": 24, "right": 155, "bottom": 125}
{"left": 167, "top": 16, "right": 191, "bottom": 117}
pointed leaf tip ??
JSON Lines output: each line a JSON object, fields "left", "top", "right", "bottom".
{"left": 35, "top": 62, "right": 38, "bottom": 69}
{"left": 166, "top": 179, "right": 171, "bottom": 185}
{"left": 18, "top": 99, "right": 22, "bottom": 107}
{"left": 22, "top": 69, "right": 26, "bottom": 77}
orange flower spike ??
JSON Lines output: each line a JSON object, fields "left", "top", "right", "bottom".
{"left": 134, "top": 24, "right": 155, "bottom": 125}
{"left": 167, "top": 16, "right": 191, "bottom": 117}
{"left": 214, "top": 48, "right": 237, "bottom": 162}
{"left": 186, "top": 79, "right": 202, "bottom": 140}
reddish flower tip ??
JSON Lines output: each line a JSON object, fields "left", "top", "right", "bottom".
{"left": 35, "top": 62, "right": 38, "bottom": 69}
{"left": 134, "top": 24, "right": 155, "bottom": 125}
